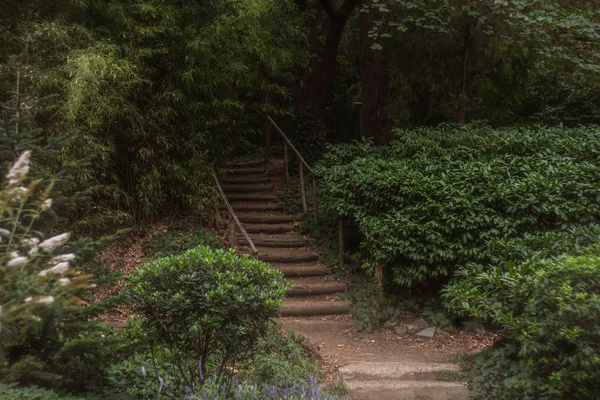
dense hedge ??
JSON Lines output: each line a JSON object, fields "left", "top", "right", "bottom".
{"left": 448, "top": 246, "right": 600, "bottom": 399}
{"left": 316, "top": 124, "right": 600, "bottom": 287}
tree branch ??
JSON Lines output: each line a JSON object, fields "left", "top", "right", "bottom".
{"left": 320, "top": 0, "right": 338, "bottom": 21}
{"left": 339, "top": 0, "right": 360, "bottom": 20}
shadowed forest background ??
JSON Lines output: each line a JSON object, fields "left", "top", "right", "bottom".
{"left": 1, "top": 1, "right": 600, "bottom": 399}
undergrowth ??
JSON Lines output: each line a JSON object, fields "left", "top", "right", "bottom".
{"left": 143, "top": 222, "right": 223, "bottom": 258}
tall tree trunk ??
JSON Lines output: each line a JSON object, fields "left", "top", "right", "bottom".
{"left": 359, "top": 0, "right": 391, "bottom": 146}
{"left": 456, "top": 19, "right": 477, "bottom": 124}
{"left": 310, "top": 19, "right": 348, "bottom": 131}
{"left": 298, "top": 0, "right": 359, "bottom": 133}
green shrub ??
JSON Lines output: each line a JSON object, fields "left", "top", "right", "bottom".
{"left": 447, "top": 245, "right": 600, "bottom": 399}
{"left": 316, "top": 124, "right": 600, "bottom": 288}
{"left": 241, "top": 324, "right": 318, "bottom": 385}
{"left": 125, "top": 246, "right": 288, "bottom": 389}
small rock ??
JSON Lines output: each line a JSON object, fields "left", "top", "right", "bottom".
{"left": 394, "top": 325, "right": 407, "bottom": 335}
{"left": 410, "top": 318, "right": 429, "bottom": 330}
{"left": 416, "top": 326, "right": 437, "bottom": 338}
{"left": 406, "top": 324, "right": 420, "bottom": 333}
{"left": 383, "top": 320, "right": 397, "bottom": 330}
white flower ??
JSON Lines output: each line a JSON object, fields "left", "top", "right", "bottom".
{"left": 7, "top": 256, "right": 28, "bottom": 268}
{"left": 38, "top": 262, "right": 70, "bottom": 277}
{"left": 5, "top": 186, "right": 29, "bottom": 202}
{"left": 10, "top": 251, "right": 19, "bottom": 258}
{"left": 25, "top": 296, "right": 55, "bottom": 305}
{"left": 39, "top": 233, "right": 70, "bottom": 253}
{"left": 0, "top": 228, "right": 10, "bottom": 237}
{"left": 50, "top": 254, "right": 75, "bottom": 264}
{"left": 41, "top": 199, "right": 52, "bottom": 210}
{"left": 6, "top": 151, "right": 31, "bottom": 185}
{"left": 57, "top": 278, "right": 70, "bottom": 286}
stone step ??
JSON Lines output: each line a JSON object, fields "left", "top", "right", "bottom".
{"left": 225, "top": 193, "right": 277, "bottom": 202}
{"left": 229, "top": 168, "right": 267, "bottom": 176}
{"left": 253, "top": 248, "right": 318, "bottom": 263}
{"left": 244, "top": 223, "right": 298, "bottom": 234}
{"left": 344, "top": 380, "right": 469, "bottom": 400}
{"left": 339, "top": 362, "right": 460, "bottom": 382}
{"left": 281, "top": 300, "right": 351, "bottom": 317}
{"left": 287, "top": 282, "right": 347, "bottom": 296}
{"left": 238, "top": 234, "right": 309, "bottom": 248}
{"left": 222, "top": 183, "right": 274, "bottom": 193}
{"left": 222, "top": 176, "right": 271, "bottom": 184}
{"left": 229, "top": 202, "right": 284, "bottom": 212}
{"left": 237, "top": 213, "right": 304, "bottom": 224}
{"left": 228, "top": 160, "right": 265, "bottom": 168}
{"left": 275, "top": 264, "right": 331, "bottom": 277}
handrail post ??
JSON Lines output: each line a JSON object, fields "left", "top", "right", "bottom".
{"left": 229, "top": 216, "right": 237, "bottom": 247}
{"left": 284, "top": 142, "right": 289, "bottom": 182}
{"left": 299, "top": 162, "right": 308, "bottom": 214}
{"left": 312, "top": 175, "right": 318, "bottom": 220}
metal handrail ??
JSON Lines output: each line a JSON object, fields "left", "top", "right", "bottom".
{"left": 266, "top": 116, "right": 318, "bottom": 220}
{"left": 212, "top": 172, "right": 258, "bottom": 255}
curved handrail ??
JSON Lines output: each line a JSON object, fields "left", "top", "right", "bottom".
{"left": 212, "top": 172, "right": 258, "bottom": 255}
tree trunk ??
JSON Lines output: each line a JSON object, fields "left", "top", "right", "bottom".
{"left": 298, "top": 0, "right": 359, "bottom": 133}
{"left": 359, "top": 0, "right": 391, "bottom": 146}
{"left": 456, "top": 19, "right": 477, "bottom": 124}
{"left": 310, "top": 19, "right": 347, "bottom": 131}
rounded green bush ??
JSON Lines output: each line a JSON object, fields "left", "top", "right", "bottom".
{"left": 126, "top": 246, "right": 287, "bottom": 377}
{"left": 449, "top": 245, "right": 600, "bottom": 399}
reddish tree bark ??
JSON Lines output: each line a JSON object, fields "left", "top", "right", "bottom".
{"left": 359, "top": 0, "right": 391, "bottom": 146}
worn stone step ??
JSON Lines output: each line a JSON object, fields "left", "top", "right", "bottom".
{"left": 281, "top": 300, "right": 351, "bottom": 317}
{"left": 339, "top": 362, "right": 460, "bottom": 382}
{"left": 229, "top": 167, "right": 267, "bottom": 175}
{"left": 244, "top": 223, "right": 298, "bottom": 234}
{"left": 222, "top": 176, "right": 271, "bottom": 184}
{"left": 237, "top": 213, "right": 304, "bottom": 224}
{"left": 225, "top": 193, "right": 277, "bottom": 202}
{"left": 238, "top": 234, "right": 309, "bottom": 248}
{"left": 254, "top": 248, "right": 318, "bottom": 263}
{"left": 228, "top": 160, "right": 265, "bottom": 168}
{"left": 287, "top": 282, "right": 347, "bottom": 296}
{"left": 229, "top": 202, "right": 284, "bottom": 212}
{"left": 344, "top": 380, "right": 469, "bottom": 400}
{"left": 222, "top": 183, "right": 274, "bottom": 193}
{"left": 276, "top": 264, "right": 331, "bottom": 277}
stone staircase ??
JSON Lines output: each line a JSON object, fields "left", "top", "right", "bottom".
{"left": 339, "top": 362, "right": 469, "bottom": 400}
{"left": 221, "top": 160, "right": 351, "bottom": 317}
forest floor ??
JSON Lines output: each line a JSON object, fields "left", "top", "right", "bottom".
{"left": 282, "top": 314, "right": 497, "bottom": 390}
